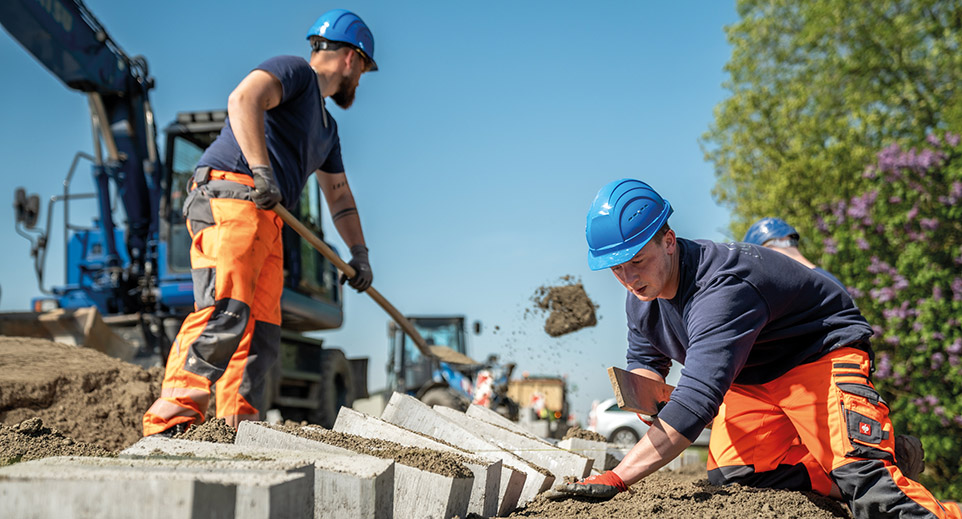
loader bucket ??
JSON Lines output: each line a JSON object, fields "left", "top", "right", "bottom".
{"left": 0, "top": 306, "right": 136, "bottom": 361}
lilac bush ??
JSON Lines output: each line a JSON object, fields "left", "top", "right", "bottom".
{"left": 818, "top": 133, "right": 962, "bottom": 497}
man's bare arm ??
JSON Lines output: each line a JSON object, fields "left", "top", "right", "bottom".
{"left": 227, "top": 70, "right": 283, "bottom": 168}
{"left": 316, "top": 171, "right": 366, "bottom": 248}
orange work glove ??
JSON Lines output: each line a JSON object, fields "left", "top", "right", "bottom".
{"left": 559, "top": 470, "right": 628, "bottom": 500}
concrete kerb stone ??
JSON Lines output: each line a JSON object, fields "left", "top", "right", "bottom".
{"left": 0, "top": 455, "right": 312, "bottom": 519}
{"left": 234, "top": 421, "right": 394, "bottom": 519}
{"left": 121, "top": 435, "right": 394, "bottom": 519}
{"left": 466, "top": 403, "right": 543, "bottom": 441}
{"left": 380, "top": 392, "right": 537, "bottom": 512}
{"left": 236, "top": 420, "right": 472, "bottom": 519}
{"left": 557, "top": 437, "right": 607, "bottom": 473}
{"left": 333, "top": 406, "right": 499, "bottom": 518}
{"left": 433, "top": 405, "right": 592, "bottom": 484}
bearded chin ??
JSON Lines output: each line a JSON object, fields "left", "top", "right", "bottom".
{"left": 331, "top": 77, "right": 357, "bottom": 109}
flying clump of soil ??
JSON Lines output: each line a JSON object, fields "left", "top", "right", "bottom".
{"left": 531, "top": 275, "right": 598, "bottom": 337}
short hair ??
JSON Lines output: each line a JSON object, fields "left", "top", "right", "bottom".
{"left": 653, "top": 222, "right": 672, "bottom": 241}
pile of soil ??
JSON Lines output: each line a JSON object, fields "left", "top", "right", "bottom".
{"left": 276, "top": 423, "right": 474, "bottom": 478}
{"left": 176, "top": 417, "right": 236, "bottom": 443}
{"left": 0, "top": 416, "right": 111, "bottom": 465}
{"left": 531, "top": 276, "right": 598, "bottom": 337}
{"left": 508, "top": 468, "right": 852, "bottom": 519}
{"left": 562, "top": 425, "right": 608, "bottom": 443}
{"left": 0, "top": 336, "right": 163, "bottom": 452}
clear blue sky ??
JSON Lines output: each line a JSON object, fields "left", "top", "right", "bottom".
{"left": 0, "top": 1, "right": 737, "bottom": 423}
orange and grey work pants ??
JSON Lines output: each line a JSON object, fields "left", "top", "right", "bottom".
{"left": 707, "top": 347, "right": 961, "bottom": 518}
{"left": 143, "top": 169, "right": 284, "bottom": 436}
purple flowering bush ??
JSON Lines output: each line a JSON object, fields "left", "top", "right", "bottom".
{"left": 817, "top": 133, "right": 962, "bottom": 497}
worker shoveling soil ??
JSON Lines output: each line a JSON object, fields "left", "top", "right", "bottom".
{"left": 531, "top": 276, "right": 598, "bottom": 337}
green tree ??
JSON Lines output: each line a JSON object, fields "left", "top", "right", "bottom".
{"left": 817, "top": 134, "right": 962, "bottom": 499}
{"left": 702, "top": 0, "right": 962, "bottom": 245}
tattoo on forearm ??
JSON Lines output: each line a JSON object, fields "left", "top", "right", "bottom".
{"left": 332, "top": 207, "right": 358, "bottom": 222}
{"left": 332, "top": 181, "right": 347, "bottom": 191}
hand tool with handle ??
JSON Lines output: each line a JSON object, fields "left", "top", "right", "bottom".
{"left": 273, "top": 204, "right": 435, "bottom": 359}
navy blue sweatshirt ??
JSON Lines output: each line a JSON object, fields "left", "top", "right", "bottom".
{"left": 625, "top": 238, "right": 873, "bottom": 441}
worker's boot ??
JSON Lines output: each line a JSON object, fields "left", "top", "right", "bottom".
{"left": 894, "top": 434, "right": 925, "bottom": 481}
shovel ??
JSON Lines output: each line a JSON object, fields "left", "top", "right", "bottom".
{"left": 273, "top": 205, "right": 435, "bottom": 359}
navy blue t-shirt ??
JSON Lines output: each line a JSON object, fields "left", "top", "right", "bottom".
{"left": 625, "top": 238, "right": 873, "bottom": 441}
{"left": 198, "top": 55, "right": 345, "bottom": 210}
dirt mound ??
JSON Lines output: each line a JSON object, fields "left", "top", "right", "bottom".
{"left": 0, "top": 416, "right": 112, "bottom": 465}
{"left": 177, "top": 417, "right": 236, "bottom": 444}
{"left": 531, "top": 276, "right": 598, "bottom": 337}
{"left": 509, "top": 469, "right": 852, "bottom": 518}
{"left": 562, "top": 425, "right": 607, "bottom": 443}
{"left": 0, "top": 336, "right": 163, "bottom": 453}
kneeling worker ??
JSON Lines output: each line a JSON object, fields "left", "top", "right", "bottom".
{"left": 558, "top": 178, "right": 959, "bottom": 519}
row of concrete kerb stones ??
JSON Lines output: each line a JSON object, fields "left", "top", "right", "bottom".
{"left": 0, "top": 392, "right": 613, "bottom": 519}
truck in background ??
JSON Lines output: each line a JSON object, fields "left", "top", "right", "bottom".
{"left": 507, "top": 374, "right": 571, "bottom": 439}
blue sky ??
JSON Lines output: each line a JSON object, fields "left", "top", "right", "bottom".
{"left": 0, "top": 1, "right": 737, "bottom": 422}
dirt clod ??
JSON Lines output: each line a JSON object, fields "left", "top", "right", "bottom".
{"left": 532, "top": 277, "right": 598, "bottom": 337}
{"left": 562, "top": 425, "right": 607, "bottom": 443}
{"left": 177, "top": 417, "right": 235, "bottom": 443}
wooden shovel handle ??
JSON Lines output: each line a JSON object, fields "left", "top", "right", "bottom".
{"left": 273, "top": 205, "right": 433, "bottom": 358}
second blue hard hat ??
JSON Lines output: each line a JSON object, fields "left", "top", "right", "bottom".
{"left": 743, "top": 217, "right": 799, "bottom": 245}
{"left": 586, "top": 179, "right": 673, "bottom": 270}
{"left": 306, "top": 9, "right": 378, "bottom": 71}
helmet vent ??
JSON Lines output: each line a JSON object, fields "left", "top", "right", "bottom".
{"left": 626, "top": 205, "right": 648, "bottom": 222}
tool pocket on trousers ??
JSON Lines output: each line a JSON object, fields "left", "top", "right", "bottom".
{"left": 837, "top": 382, "right": 892, "bottom": 460}
{"left": 188, "top": 222, "right": 218, "bottom": 309}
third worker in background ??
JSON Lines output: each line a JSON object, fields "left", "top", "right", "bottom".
{"left": 742, "top": 216, "right": 844, "bottom": 288}
{"left": 144, "top": 9, "right": 377, "bottom": 436}
{"left": 557, "top": 178, "right": 960, "bottom": 518}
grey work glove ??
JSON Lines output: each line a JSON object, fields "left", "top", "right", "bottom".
{"left": 341, "top": 245, "right": 373, "bottom": 292}
{"left": 251, "top": 165, "right": 282, "bottom": 209}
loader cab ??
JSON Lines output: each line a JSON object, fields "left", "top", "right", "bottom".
{"left": 160, "top": 110, "right": 344, "bottom": 330}
{"left": 387, "top": 315, "right": 470, "bottom": 393}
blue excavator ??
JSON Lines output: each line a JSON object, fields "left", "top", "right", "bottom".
{"left": 0, "top": 0, "right": 367, "bottom": 427}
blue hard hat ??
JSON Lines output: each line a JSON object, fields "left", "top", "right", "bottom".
{"left": 743, "top": 217, "right": 800, "bottom": 245}
{"left": 306, "top": 9, "right": 378, "bottom": 71}
{"left": 586, "top": 179, "right": 673, "bottom": 271}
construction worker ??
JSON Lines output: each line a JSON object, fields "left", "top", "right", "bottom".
{"left": 143, "top": 9, "right": 377, "bottom": 436}
{"left": 744, "top": 216, "right": 928, "bottom": 481}
{"left": 743, "top": 217, "right": 845, "bottom": 288}
{"left": 558, "top": 178, "right": 960, "bottom": 518}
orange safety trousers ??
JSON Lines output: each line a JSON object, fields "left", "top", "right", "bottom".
{"left": 707, "top": 347, "right": 961, "bottom": 519}
{"left": 143, "top": 171, "right": 284, "bottom": 436}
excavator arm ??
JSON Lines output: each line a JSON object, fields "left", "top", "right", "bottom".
{"left": 0, "top": 0, "right": 162, "bottom": 309}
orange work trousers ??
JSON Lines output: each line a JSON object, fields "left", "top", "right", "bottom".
{"left": 143, "top": 170, "right": 284, "bottom": 435}
{"left": 707, "top": 347, "right": 960, "bottom": 518}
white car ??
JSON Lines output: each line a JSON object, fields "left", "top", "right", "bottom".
{"left": 589, "top": 397, "right": 711, "bottom": 447}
